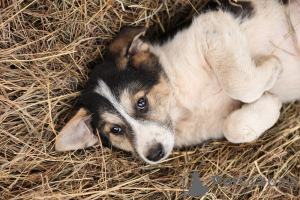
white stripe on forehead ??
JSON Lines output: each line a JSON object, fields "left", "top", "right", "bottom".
{"left": 94, "top": 79, "right": 138, "bottom": 126}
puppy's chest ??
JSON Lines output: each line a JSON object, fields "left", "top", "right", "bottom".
{"left": 164, "top": 56, "right": 239, "bottom": 146}
{"left": 169, "top": 69, "right": 239, "bottom": 147}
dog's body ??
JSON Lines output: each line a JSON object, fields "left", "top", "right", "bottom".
{"left": 55, "top": 0, "right": 300, "bottom": 164}
{"left": 151, "top": 0, "right": 300, "bottom": 147}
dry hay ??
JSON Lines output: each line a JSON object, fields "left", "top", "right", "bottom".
{"left": 0, "top": 0, "right": 299, "bottom": 199}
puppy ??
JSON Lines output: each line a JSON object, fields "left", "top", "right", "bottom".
{"left": 55, "top": 0, "right": 300, "bottom": 164}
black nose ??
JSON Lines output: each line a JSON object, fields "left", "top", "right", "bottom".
{"left": 146, "top": 144, "right": 165, "bottom": 162}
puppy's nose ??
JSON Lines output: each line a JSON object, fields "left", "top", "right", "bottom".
{"left": 146, "top": 143, "right": 164, "bottom": 162}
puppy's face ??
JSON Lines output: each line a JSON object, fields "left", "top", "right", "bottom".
{"left": 55, "top": 27, "right": 174, "bottom": 164}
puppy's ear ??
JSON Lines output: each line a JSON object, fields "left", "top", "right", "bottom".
{"left": 55, "top": 108, "right": 99, "bottom": 152}
{"left": 108, "top": 26, "right": 148, "bottom": 69}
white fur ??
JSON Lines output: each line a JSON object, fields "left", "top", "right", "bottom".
{"left": 150, "top": 0, "right": 300, "bottom": 148}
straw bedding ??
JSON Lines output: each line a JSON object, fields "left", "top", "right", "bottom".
{"left": 0, "top": 0, "right": 299, "bottom": 199}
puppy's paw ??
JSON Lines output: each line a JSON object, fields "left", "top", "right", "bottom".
{"left": 223, "top": 92, "right": 282, "bottom": 143}
{"left": 256, "top": 55, "right": 283, "bottom": 91}
{"left": 260, "top": 92, "right": 282, "bottom": 109}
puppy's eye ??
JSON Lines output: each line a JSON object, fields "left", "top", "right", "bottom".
{"left": 110, "top": 126, "right": 122, "bottom": 134}
{"left": 137, "top": 97, "right": 148, "bottom": 113}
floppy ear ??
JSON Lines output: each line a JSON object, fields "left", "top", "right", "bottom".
{"left": 108, "top": 26, "right": 149, "bottom": 69}
{"left": 55, "top": 108, "right": 99, "bottom": 152}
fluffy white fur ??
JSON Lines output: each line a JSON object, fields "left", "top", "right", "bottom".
{"left": 150, "top": 0, "right": 300, "bottom": 147}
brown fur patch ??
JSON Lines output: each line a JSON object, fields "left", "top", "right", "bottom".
{"left": 149, "top": 76, "right": 170, "bottom": 97}
{"left": 101, "top": 112, "right": 124, "bottom": 126}
{"left": 145, "top": 76, "right": 171, "bottom": 122}
{"left": 134, "top": 90, "right": 146, "bottom": 101}
{"left": 103, "top": 124, "right": 111, "bottom": 133}
{"left": 108, "top": 26, "right": 147, "bottom": 70}
{"left": 132, "top": 52, "right": 152, "bottom": 68}
{"left": 109, "top": 27, "right": 146, "bottom": 54}
{"left": 117, "top": 57, "right": 129, "bottom": 70}
{"left": 68, "top": 108, "right": 90, "bottom": 125}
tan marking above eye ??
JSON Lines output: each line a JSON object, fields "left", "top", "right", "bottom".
{"left": 134, "top": 90, "right": 146, "bottom": 101}
{"left": 101, "top": 112, "right": 124, "bottom": 129}
{"left": 146, "top": 77, "right": 170, "bottom": 106}
{"left": 149, "top": 76, "right": 170, "bottom": 97}
{"left": 142, "top": 76, "right": 171, "bottom": 121}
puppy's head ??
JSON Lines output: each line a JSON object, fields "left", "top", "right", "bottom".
{"left": 55, "top": 27, "right": 174, "bottom": 164}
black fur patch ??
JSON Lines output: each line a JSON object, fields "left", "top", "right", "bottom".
{"left": 86, "top": 60, "right": 160, "bottom": 98}
{"left": 155, "top": 18, "right": 193, "bottom": 45}
{"left": 204, "top": 0, "right": 253, "bottom": 19}
{"left": 279, "top": 0, "right": 289, "bottom": 5}
{"left": 223, "top": 1, "right": 253, "bottom": 18}
{"left": 156, "top": 0, "right": 253, "bottom": 44}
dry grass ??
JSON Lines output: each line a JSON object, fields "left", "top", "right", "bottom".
{"left": 0, "top": 0, "right": 299, "bottom": 199}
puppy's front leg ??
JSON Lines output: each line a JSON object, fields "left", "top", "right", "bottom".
{"left": 199, "top": 11, "right": 282, "bottom": 103}
{"left": 223, "top": 92, "right": 282, "bottom": 143}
